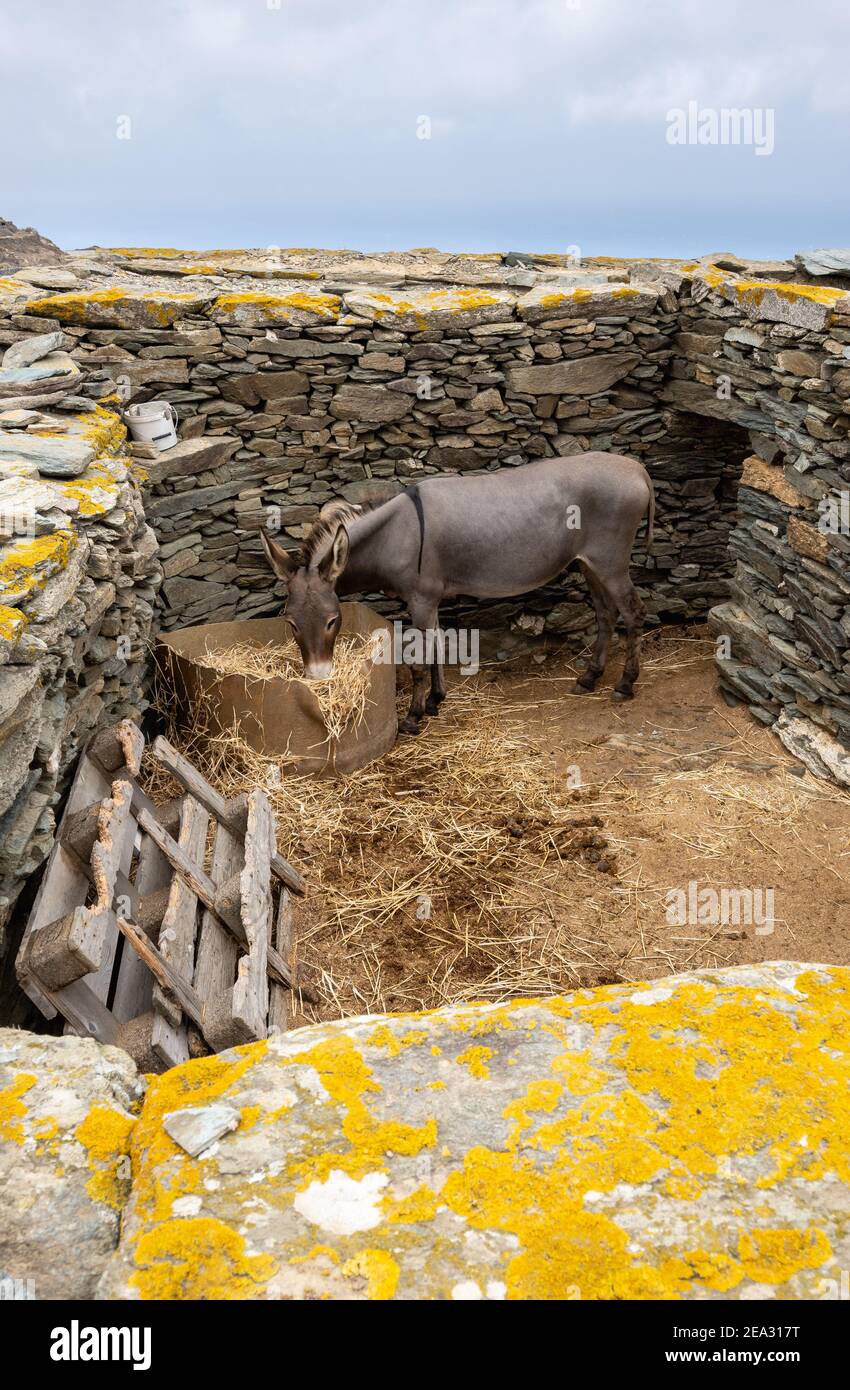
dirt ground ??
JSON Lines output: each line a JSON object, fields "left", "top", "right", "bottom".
{"left": 124, "top": 622, "right": 850, "bottom": 1034}
{"left": 284, "top": 625, "right": 850, "bottom": 1024}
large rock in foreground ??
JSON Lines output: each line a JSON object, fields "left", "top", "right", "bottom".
{"left": 0, "top": 1030, "right": 142, "bottom": 1299}
{"left": 98, "top": 963, "right": 850, "bottom": 1301}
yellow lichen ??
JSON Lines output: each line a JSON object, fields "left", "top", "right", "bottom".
{"left": 455, "top": 1045, "right": 494, "bottom": 1080}
{"left": 738, "top": 1227, "right": 832, "bottom": 1284}
{"left": 289, "top": 1036, "right": 437, "bottom": 1183}
{"left": 0, "top": 604, "right": 28, "bottom": 642}
{"left": 700, "top": 269, "right": 847, "bottom": 310}
{"left": 0, "top": 1073, "right": 36, "bottom": 1144}
{"left": 341, "top": 1248, "right": 400, "bottom": 1300}
{"left": 75, "top": 1105, "right": 135, "bottom": 1211}
{"left": 382, "top": 1186, "right": 440, "bottom": 1226}
{"left": 131, "top": 1217, "right": 277, "bottom": 1300}
{"left": 26, "top": 289, "right": 205, "bottom": 328}
{"left": 0, "top": 529, "right": 74, "bottom": 603}
{"left": 211, "top": 291, "right": 339, "bottom": 321}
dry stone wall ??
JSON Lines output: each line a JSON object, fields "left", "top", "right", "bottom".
{"left": 2, "top": 245, "right": 850, "bottom": 946}
{"left": 0, "top": 300, "right": 160, "bottom": 952}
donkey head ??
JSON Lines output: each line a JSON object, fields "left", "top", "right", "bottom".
{"left": 260, "top": 523, "right": 350, "bottom": 679}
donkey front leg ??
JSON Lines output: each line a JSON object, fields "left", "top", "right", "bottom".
{"left": 399, "top": 601, "right": 439, "bottom": 735}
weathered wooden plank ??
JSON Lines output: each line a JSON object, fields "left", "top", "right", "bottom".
{"left": 152, "top": 736, "right": 306, "bottom": 894}
{"left": 151, "top": 796, "right": 209, "bottom": 1066}
{"left": 194, "top": 821, "right": 241, "bottom": 1013}
{"left": 117, "top": 917, "right": 203, "bottom": 1027}
{"left": 21, "top": 778, "right": 134, "bottom": 991}
{"left": 137, "top": 804, "right": 311, "bottom": 995}
{"left": 268, "top": 888, "right": 293, "bottom": 1033}
{"left": 18, "top": 753, "right": 112, "bottom": 1017}
{"left": 78, "top": 777, "right": 138, "bottom": 1006}
{"left": 26, "top": 905, "right": 113, "bottom": 991}
{"left": 87, "top": 718, "right": 145, "bottom": 777}
{"left": 110, "top": 834, "right": 171, "bottom": 1024}
{"left": 40, "top": 976, "right": 123, "bottom": 1045}
{"left": 230, "top": 789, "right": 272, "bottom": 1041}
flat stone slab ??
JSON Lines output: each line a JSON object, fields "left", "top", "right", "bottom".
{"left": 2, "top": 331, "right": 66, "bottom": 370}
{"left": 0, "top": 363, "right": 76, "bottom": 389}
{"left": 795, "top": 248, "right": 850, "bottom": 278}
{"left": 97, "top": 962, "right": 850, "bottom": 1301}
{"left": 517, "top": 281, "right": 658, "bottom": 324}
{"left": 0, "top": 429, "right": 95, "bottom": 478}
{"left": 209, "top": 291, "right": 340, "bottom": 328}
{"left": 696, "top": 270, "right": 850, "bottom": 331}
{"left": 508, "top": 351, "right": 640, "bottom": 397}
{"left": 25, "top": 289, "right": 214, "bottom": 328}
{"left": 0, "top": 1030, "right": 142, "bottom": 1300}
{"left": 163, "top": 1104, "right": 241, "bottom": 1157}
{"left": 343, "top": 286, "right": 516, "bottom": 331}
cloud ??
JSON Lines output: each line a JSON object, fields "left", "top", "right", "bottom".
{"left": 1, "top": 0, "right": 848, "bottom": 257}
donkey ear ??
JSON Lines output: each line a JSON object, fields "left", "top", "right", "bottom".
{"left": 318, "top": 523, "right": 350, "bottom": 584}
{"left": 260, "top": 529, "right": 297, "bottom": 583}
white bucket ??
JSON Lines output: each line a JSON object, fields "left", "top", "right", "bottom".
{"left": 124, "top": 400, "right": 179, "bottom": 451}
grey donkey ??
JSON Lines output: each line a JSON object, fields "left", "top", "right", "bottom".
{"left": 261, "top": 452, "right": 655, "bottom": 735}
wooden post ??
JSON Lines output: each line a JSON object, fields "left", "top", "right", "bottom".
{"left": 22, "top": 779, "right": 134, "bottom": 990}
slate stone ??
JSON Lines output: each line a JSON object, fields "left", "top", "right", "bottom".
{"left": 2, "top": 331, "right": 65, "bottom": 370}
{"left": 329, "top": 383, "right": 413, "bottom": 423}
{"left": 0, "top": 430, "right": 95, "bottom": 477}
{"left": 508, "top": 352, "right": 639, "bottom": 397}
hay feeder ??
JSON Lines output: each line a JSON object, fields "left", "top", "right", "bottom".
{"left": 158, "top": 601, "right": 398, "bottom": 775}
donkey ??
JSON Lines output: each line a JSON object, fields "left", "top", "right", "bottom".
{"left": 261, "top": 452, "right": 654, "bottom": 734}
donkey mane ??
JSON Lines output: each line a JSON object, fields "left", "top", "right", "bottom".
{"left": 299, "top": 500, "right": 363, "bottom": 567}
{"left": 299, "top": 486, "right": 403, "bottom": 567}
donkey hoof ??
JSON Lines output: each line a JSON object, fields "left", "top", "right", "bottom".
{"left": 399, "top": 716, "right": 423, "bottom": 736}
{"left": 574, "top": 677, "right": 597, "bottom": 694}
{"left": 424, "top": 696, "right": 442, "bottom": 716}
{"left": 612, "top": 686, "right": 634, "bottom": 702}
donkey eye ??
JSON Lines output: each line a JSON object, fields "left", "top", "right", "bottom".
{"left": 326, "top": 616, "right": 339, "bottom": 633}
{"left": 287, "top": 617, "right": 300, "bottom": 635}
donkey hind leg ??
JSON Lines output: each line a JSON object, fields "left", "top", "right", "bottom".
{"left": 399, "top": 601, "right": 439, "bottom": 735}
{"left": 574, "top": 566, "right": 615, "bottom": 693}
{"left": 425, "top": 620, "right": 446, "bottom": 717}
{"left": 604, "top": 575, "right": 646, "bottom": 701}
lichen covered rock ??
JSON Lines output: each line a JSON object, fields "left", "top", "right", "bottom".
{"left": 98, "top": 963, "right": 850, "bottom": 1301}
{"left": 209, "top": 291, "right": 340, "bottom": 328}
{"left": 343, "top": 286, "right": 515, "bottom": 331}
{"left": 25, "top": 288, "right": 214, "bottom": 328}
{"left": 0, "top": 1029, "right": 142, "bottom": 1299}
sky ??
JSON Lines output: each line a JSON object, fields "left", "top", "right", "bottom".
{"left": 2, "top": 0, "right": 848, "bottom": 260}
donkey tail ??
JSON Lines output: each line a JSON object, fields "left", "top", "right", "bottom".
{"left": 644, "top": 473, "right": 655, "bottom": 549}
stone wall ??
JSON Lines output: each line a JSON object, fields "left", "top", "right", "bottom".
{"left": 2, "top": 245, "right": 850, "bottom": 945}
{"left": 0, "top": 307, "right": 161, "bottom": 954}
{"left": 664, "top": 270, "right": 850, "bottom": 770}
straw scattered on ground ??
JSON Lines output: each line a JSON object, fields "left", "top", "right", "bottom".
{"left": 143, "top": 627, "right": 850, "bottom": 1026}
{"left": 143, "top": 678, "right": 625, "bottom": 1022}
